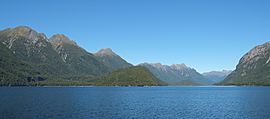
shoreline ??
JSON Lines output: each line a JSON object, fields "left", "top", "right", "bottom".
{"left": 0, "top": 85, "right": 269, "bottom": 87}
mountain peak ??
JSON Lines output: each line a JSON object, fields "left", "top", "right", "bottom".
{"left": 49, "top": 34, "right": 77, "bottom": 46}
{"left": 221, "top": 70, "right": 232, "bottom": 73}
{"left": 0, "top": 26, "right": 48, "bottom": 48}
{"left": 171, "top": 63, "right": 189, "bottom": 69}
{"left": 140, "top": 62, "right": 210, "bottom": 85}
{"left": 151, "top": 63, "right": 163, "bottom": 67}
{"left": 14, "top": 26, "right": 33, "bottom": 31}
{"left": 94, "top": 48, "right": 132, "bottom": 70}
{"left": 95, "top": 48, "right": 116, "bottom": 57}
{"left": 203, "top": 70, "right": 232, "bottom": 76}
{"left": 240, "top": 42, "right": 270, "bottom": 64}
{"left": 11, "top": 26, "right": 47, "bottom": 40}
{"left": 141, "top": 63, "right": 190, "bottom": 70}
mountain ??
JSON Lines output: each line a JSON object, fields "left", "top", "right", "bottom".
{"left": 0, "top": 26, "right": 114, "bottom": 76}
{"left": 0, "top": 26, "right": 162, "bottom": 86}
{"left": 140, "top": 63, "right": 212, "bottom": 85}
{"left": 0, "top": 26, "right": 70, "bottom": 77}
{"left": 0, "top": 26, "right": 115, "bottom": 85}
{"left": 49, "top": 34, "right": 109, "bottom": 76}
{"left": 220, "top": 42, "right": 270, "bottom": 85}
{"left": 2, "top": 25, "right": 237, "bottom": 86}
{"left": 94, "top": 48, "right": 132, "bottom": 70}
{"left": 202, "top": 70, "right": 232, "bottom": 83}
{"left": 94, "top": 66, "right": 166, "bottom": 86}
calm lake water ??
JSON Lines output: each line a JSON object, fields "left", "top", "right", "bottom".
{"left": 0, "top": 86, "right": 270, "bottom": 119}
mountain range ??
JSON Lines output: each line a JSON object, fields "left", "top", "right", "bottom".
{"left": 1, "top": 26, "right": 270, "bottom": 86}
{"left": 139, "top": 63, "right": 213, "bottom": 85}
{"left": 0, "top": 26, "right": 138, "bottom": 86}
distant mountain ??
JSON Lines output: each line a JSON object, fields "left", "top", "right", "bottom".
{"left": 94, "top": 66, "right": 166, "bottom": 86}
{"left": 49, "top": 34, "right": 109, "bottom": 76}
{"left": 140, "top": 63, "right": 212, "bottom": 85}
{"left": 220, "top": 42, "right": 270, "bottom": 85}
{"left": 202, "top": 70, "right": 232, "bottom": 83}
{"left": 94, "top": 48, "right": 132, "bottom": 70}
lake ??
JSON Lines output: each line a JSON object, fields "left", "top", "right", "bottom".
{"left": 0, "top": 86, "right": 270, "bottom": 119}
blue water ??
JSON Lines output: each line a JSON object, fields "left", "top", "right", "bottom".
{"left": 0, "top": 86, "right": 270, "bottom": 119}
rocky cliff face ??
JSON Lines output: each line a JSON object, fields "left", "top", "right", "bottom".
{"left": 221, "top": 42, "right": 270, "bottom": 85}
{"left": 140, "top": 63, "right": 212, "bottom": 85}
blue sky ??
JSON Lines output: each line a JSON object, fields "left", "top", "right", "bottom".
{"left": 1, "top": 0, "right": 270, "bottom": 73}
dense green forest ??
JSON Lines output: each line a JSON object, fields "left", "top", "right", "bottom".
{"left": 94, "top": 66, "right": 167, "bottom": 86}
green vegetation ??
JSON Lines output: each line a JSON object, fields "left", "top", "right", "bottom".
{"left": 0, "top": 43, "right": 41, "bottom": 86}
{"left": 49, "top": 35, "right": 110, "bottom": 76}
{"left": 31, "top": 79, "right": 94, "bottom": 86}
{"left": 23, "top": 66, "right": 167, "bottom": 86}
{"left": 0, "top": 26, "right": 167, "bottom": 86}
{"left": 0, "top": 26, "right": 109, "bottom": 86}
{"left": 94, "top": 66, "right": 167, "bottom": 86}
{"left": 219, "top": 65, "right": 270, "bottom": 86}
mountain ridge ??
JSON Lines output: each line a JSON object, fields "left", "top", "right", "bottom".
{"left": 220, "top": 41, "right": 270, "bottom": 85}
{"left": 94, "top": 48, "right": 133, "bottom": 70}
{"left": 48, "top": 34, "right": 110, "bottom": 76}
{"left": 1, "top": 25, "right": 252, "bottom": 86}
{"left": 0, "top": 26, "right": 161, "bottom": 86}
{"left": 139, "top": 62, "right": 213, "bottom": 85}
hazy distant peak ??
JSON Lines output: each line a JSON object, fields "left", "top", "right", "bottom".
{"left": 171, "top": 64, "right": 188, "bottom": 69}
{"left": 204, "top": 70, "right": 232, "bottom": 73}
{"left": 49, "top": 34, "right": 77, "bottom": 46}
{"left": 221, "top": 70, "right": 233, "bottom": 73}
{"left": 202, "top": 70, "right": 232, "bottom": 76}
{"left": 150, "top": 63, "right": 163, "bottom": 66}
{"left": 139, "top": 62, "right": 210, "bottom": 85}
{"left": 142, "top": 63, "right": 165, "bottom": 67}
{"left": 141, "top": 62, "right": 192, "bottom": 70}
{"left": 95, "top": 48, "right": 116, "bottom": 57}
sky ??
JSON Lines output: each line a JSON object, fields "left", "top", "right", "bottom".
{"left": 1, "top": 0, "right": 270, "bottom": 73}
